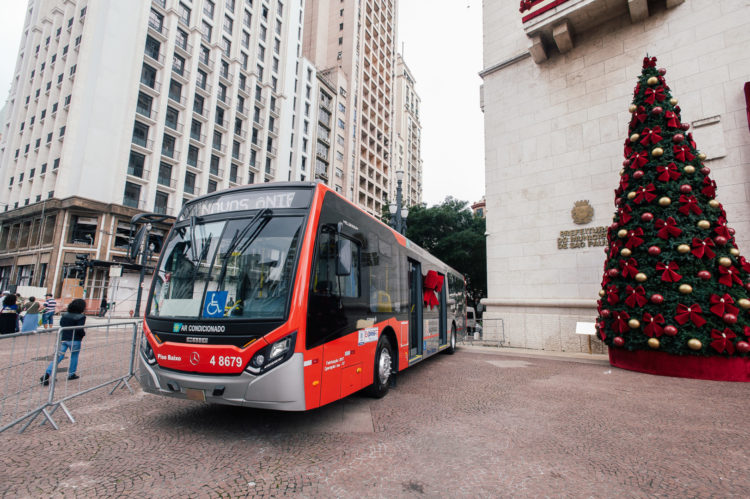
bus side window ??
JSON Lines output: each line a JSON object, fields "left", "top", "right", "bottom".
{"left": 313, "top": 232, "right": 360, "bottom": 298}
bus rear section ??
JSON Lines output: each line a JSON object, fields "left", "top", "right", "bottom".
{"left": 137, "top": 183, "right": 466, "bottom": 410}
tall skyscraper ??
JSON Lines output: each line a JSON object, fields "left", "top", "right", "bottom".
{"left": 0, "top": 0, "right": 304, "bottom": 299}
{"left": 303, "top": 0, "right": 397, "bottom": 216}
{"left": 392, "top": 53, "right": 421, "bottom": 207}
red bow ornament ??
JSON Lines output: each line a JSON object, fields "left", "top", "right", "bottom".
{"left": 597, "top": 321, "right": 607, "bottom": 341}
{"left": 673, "top": 144, "right": 695, "bottom": 162}
{"left": 640, "top": 126, "right": 663, "bottom": 146}
{"left": 656, "top": 163, "right": 680, "bottom": 182}
{"left": 634, "top": 105, "right": 648, "bottom": 124}
{"left": 624, "top": 285, "right": 648, "bottom": 307}
{"left": 701, "top": 177, "right": 717, "bottom": 198}
{"left": 612, "top": 311, "right": 631, "bottom": 334}
{"left": 678, "top": 195, "right": 702, "bottom": 215}
{"left": 709, "top": 293, "right": 739, "bottom": 318}
{"left": 644, "top": 86, "right": 666, "bottom": 104}
{"left": 618, "top": 204, "right": 632, "bottom": 225}
{"left": 625, "top": 228, "right": 644, "bottom": 249}
{"left": 656, "top": 261, "right": 682, "bottom": 282}
{"left": 642, "top": 57, "right": 657, "bottom": 68}
{"left": 714, "top": 223, "right": 731, "bottom": 240}
{"left": 628, "top": 151, "right": 649, "bottom": 169}
{"left": 710, "top": 328, "right": 736, "bottom": 355}
{"left": 619, "top": 174, "right": 630, "bottom": 192}
{"left": 642, "top": 313, "right": 665, "bottom": 338}
{"left": 633, "top": 184, "right": 656, "bottom": 204}
{"left": 619, "top": 258, "right": 640, "bottom": 279}
{"left": 422, "top": 270, "right": 444, "bottom": 309}
{"left": 739, "top": 256, "right": 750, "bottom": 273}
{"left": 691, "top": 237, "right": 715, "bottom": 259}
{"left": 718, "top": 265, "right": 742, "bottom": 287}
{"left": 674, "top": 303, "right": 706, "bottom": 327}
{"left": 665, "top": 111, "right": 680, "bottom": 128}
{"left": 655, "top": 217, "right": 682, "bottom": 239}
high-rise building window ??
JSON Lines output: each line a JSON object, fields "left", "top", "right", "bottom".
{"left": 221, "top": 37, "right": 231, "bottom": 57}
{"left": 243, "top": 10, "right": 251, "bottom": 28}
{"left": 230, "top": 163, "right": 238, "bottom": 183}
{"left": 197, "top": 69, "right": 207, "bottom": 89}
{"left": 184, "top": 171, "right": 196, "bottom": 194}
{"left": 187, "top": 145, "right": 199, "bottom": 167}
{"left": 145, "top": 35, "right": 160, "bottom": 60}
{"left": 210, "top": 155, "right": 220, "bottom": 175}
{"left": 136, "top": 92, "right": 153, "bottom": 118}
{"left": 169, "top": 79, "right": 182, "bottom": 102}
{"left": 122, "top": 182, "right": 141, "bottom": 208}
{"left": 226, "top": 0, "right": 235, "bottom": 13}
{"left": 215, "top": 106, "right": 225, "bottom": 126}
{"left": 178, "top": 2, "right": 191, "bottom": 25}
{"left": 128, "top": 151, "right": 145, "bottom": 177}
{"left": 260, "top": 24, "right": 267, "bottom": 41}
{"left": 232, "top": 140, "right": 240, "bottom": 159}
{"left": 165, "top": 106, "right": 179, "bottom": 130}
{"left": 208, "top": 180, "right": 217, "bottom": 193}
{"left": 141, "top": 64, "right": 157, "bottom": 88}
{"left": 132, "top": 121, "right": 149, "bottom": 147}
{"left": 274, "top": 38, "right": 280, "bottom": 54}
{"left": 191, "top": 119, "right": 202, "bottom": 141}
{"left": 148, "top": 9, "right": 164, "bottom": 32}
{"left": 204, "top": 0, "right": 215, "bottom": 18}
{"left": 154, "top": 191, "right": 169, "bottom": 214}
{"left": 176, "top": 28, "right": 189, "bottom": 50}
{"left": 241, "top": 30, "right": 250, "bottom": 49}
{"left": 162, "top": 134, "right": 176, "bottom": 158}
{"left": 223, "top": 15, "right": 233, "bottom": 35}
{"left": 201, "top": 21, "right": 212, "bottom": 43}
{"left": 173, "top": 54, "right": 186, "bottom": 76}
{"left": 199, "top": 45, "right": 210, "bottom": 65}
{"left": 158, "top": 162, "right": 172, "bottom": 186}
{"left": 194, "top": 94, "right": 205, "bottom": 114}
{"left": 213, "top": 131, "right": 223, "bottom": 150}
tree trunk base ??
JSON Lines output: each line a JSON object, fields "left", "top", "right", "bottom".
{"left": 609, "top": 348, "right": 750, "bottom": 382}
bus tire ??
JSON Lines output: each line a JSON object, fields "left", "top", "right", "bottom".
{"left": 366, "top": 335, "right": 393, "bottom": 398}
{"left": 445, "top": 326, "right": 457, "bottom": 355}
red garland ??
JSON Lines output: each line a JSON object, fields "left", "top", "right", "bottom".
{"left": 674, "top": 303, "right": 706, "bottom": 327}
{"left": 710, "top": 328, "right": 737, "bottom": 354}
{"left": 691, "top": 237, "right": 715, "bottom": 259}
{"left": 642, "top": 312, "right": 665, "bottom": 338}
{"left": 633, "top": 184, "right": 656, "bottom": 204}
{"left": 678, "top": 195, "right": 702, "bottom": 215}
{"left": 709, "top": 293, "right": 739, "bottom": 317}
{"left": 656, "top": 261, "right": 682, "bottom": 282}
{"left": 624, "top": 285, "right": 647, "bottom": 307}
{"left": 655, "top": 217, "right": 682, "bottom": 239}
{"left": 656, "top": 163, "right": 680, "bottom": 182}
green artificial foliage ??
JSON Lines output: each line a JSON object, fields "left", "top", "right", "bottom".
{"left": 596, "top": 56, "right": 750, "bottom": 358}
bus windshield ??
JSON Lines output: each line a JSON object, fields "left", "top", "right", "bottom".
{"left": 148, "top": 214, "right": 304, "bottom": 320}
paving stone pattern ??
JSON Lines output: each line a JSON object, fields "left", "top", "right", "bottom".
{"left": 2, "top": 348, "right": 749, "bottom": 497}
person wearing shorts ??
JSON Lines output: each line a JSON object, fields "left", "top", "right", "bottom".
{"left": 42, "top": 293, "right": 56, "bottom": 328}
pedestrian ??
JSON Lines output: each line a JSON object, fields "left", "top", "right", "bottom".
{"left": 0, "top": 293, "right": 19, "bottom": 334}
{"left": 40, "top": 298, "right": 87, "bottom": 385}
{"left": 42, "top": 293, "right": 57, "bottom": 329}
{"left": 99, "top": 297, "right": 108, "bottom": 317}
{"left": 14, "top": 293, "right": 23, "bottom": 332}
{"left": 21, "top": 296, "right": 42, "bottom": 332}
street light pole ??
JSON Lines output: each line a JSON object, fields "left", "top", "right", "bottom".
{"left": 389, "top": 170, "right": 409, "bottom": 235}
{"left": 133, "top": 223, "right": 152, "bottom": 318}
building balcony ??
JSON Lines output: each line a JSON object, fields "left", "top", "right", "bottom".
{"left": 190, "top": 132, "right": 206, "bottom": 144}
{"left": 144, "top": 51, "right": 165, "bottom": 68}
{"left": 521, "top": 0, "right": 685, "bottom": 63}
{"left": 157, "top": 177, "right": 177, "bottom": 190}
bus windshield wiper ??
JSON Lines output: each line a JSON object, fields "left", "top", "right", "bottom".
{"left": 215, "top": 209, "right": 272, "bottom": 291}
{"left": 189, "top": 215, "right": 199, "bottom": 262}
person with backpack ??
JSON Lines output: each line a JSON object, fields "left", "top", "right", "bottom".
{"left": 40, "top": 299, "right": 87, "bottom": 385}
{"left": 21, "top": 296, "right": 42, "bottom": 332}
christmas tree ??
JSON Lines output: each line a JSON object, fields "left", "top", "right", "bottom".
{"left": 596, "top": 56, "right": 750, "bottom": 382}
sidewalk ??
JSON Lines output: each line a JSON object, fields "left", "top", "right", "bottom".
{"left": 460, "top": 342, "right": 610, "bottom": 366}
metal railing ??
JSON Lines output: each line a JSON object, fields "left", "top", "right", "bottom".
{"left": 458, "top": 317, "right": 506, "bottom": 347}
{"left": 0, "top": 321, "right": 140, "bottom": 433}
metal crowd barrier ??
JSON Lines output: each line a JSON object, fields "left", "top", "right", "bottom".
{"left": 0, "top": 321, "right": 140, "bottom": 433}
{"left": 459, "top": 318, "right": 506, "bottom": 347}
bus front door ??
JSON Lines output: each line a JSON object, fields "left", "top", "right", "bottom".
{"left": 408, "top": 259, "right": 423, "bottom": 361}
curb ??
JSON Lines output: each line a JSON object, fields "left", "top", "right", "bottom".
{"left": 459, "top": 343, "right": 611, "bottom": 366}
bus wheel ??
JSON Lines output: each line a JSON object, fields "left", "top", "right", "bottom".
{"left": 366, "top": 336, "right": 393, "bottom": 398}
{"left": 445, "top": 326, "right": 457, "bottom": 355}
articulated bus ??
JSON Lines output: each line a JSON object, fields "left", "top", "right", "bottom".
{"left": 138, "top": 182, "right": 467, "bottom": 410}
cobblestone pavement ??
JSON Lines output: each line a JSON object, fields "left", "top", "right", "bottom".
{"left": 2, "top": 347, "right": 749, "bottom": 498}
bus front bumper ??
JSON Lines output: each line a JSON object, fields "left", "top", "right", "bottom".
{"left": 137, "top": 351, "right": 306, "bottom": 411}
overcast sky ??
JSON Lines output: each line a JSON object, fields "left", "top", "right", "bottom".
{"left": 0, "top": 0, "right": 485, "bottom": 208}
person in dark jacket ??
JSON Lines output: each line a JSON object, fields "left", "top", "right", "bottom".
{"left": 40, "top": 299, "right": 86, "bottom": 385}
{"left": 0, "top": 293, "right": 19, "bottom": 334}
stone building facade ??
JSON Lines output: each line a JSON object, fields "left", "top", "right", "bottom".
{"left": 480, "top": 0, "right": 750, "bottom": 352}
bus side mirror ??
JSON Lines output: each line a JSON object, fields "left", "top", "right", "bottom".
{"left": 336, "top": 238, "right": 352, "bottom": 276}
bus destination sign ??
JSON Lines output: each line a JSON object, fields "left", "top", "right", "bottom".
{"left": 179, "top": 188, "right": 313, "bottom": 220}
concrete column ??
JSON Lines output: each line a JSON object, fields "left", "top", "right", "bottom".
{"left": 552, "top": 20, "right": 574, "bottom": 54}
{"left": 528, "top": 33, "right": 548, "bottom": 64}
{"left": 628, "top": 0, "right": 649, "bottom": 23}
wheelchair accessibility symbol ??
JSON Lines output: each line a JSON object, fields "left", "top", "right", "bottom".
{"left": 203, "top": 291, "right": 228, "bottom": 318}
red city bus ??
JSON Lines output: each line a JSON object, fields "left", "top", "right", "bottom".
{"left": 138, "top": 182, "right": 467, "bottom": 410}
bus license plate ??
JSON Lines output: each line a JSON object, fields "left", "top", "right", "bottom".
{"left": 185, "top": 388, "right": 206, "bottom": 401}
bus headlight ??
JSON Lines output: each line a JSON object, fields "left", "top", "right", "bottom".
{"left": 245, "top": 332, "right": 296, "bottom": 375}
{"left": 141, "top": 334, "right": 156, "bottom": 365}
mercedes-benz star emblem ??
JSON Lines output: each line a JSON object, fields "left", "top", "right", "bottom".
{"left": 190, "top": 352, "right": 200, "bottom": 365}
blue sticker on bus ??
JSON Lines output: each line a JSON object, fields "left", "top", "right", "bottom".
{"left": 203, "top": 291, "right": 228, "bottom": 318}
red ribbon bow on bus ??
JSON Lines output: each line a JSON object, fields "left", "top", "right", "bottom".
{"left": 423, "top": 270, "right": 444, "bottom": 309}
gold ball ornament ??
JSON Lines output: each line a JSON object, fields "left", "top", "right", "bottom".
{"left": 658, "top": 197, "right": 671, "bottom": 207}
{"left": 718, "top": 257, "right": 732, "bottom": 267}
{"left": 683, "top": 165, "right": 695, "bottom": 174}
{"left": 629, "top": 104, "right": 637, "bottom": 113}
{"left": 679, "top": 284, "right": 693, "bottom": 294}
{"left": 630, "top": 133, "right": 640, "bottom": 143}
{"left": 648, "top": 338, "right": 660, "bottom": 349}
{"left": 697, "top": 220, "right": 711, "bottom": 229}
{"left": 669, "top": 97, "right": 678, "bottom": 106}
{"left": 677, "top": 244, "right": 691, "bottom": 254}
{"left": 619, "top": 169, "right": 625, "bottom": 176}
{"left": 599, "top": 289, "right": 606, "bottom": 298}
{"left": 687, "top": 338, "right": 702, "bottom": 351}
{"left": 628, "top": 319, "right": 641, "bottom": 329}
{"left": 730, "top": 248, "right": 740, "bottom": 257}
{"left": 627, "top": 192, "right": 637, "bottom": 200}
{"left": 635, "top": 272, "right": 647, "bottom": 282}
{"left": 708, "top": 199, "right": 720, "bottom": 208}
{"left": 617, "top": 229, "right": 628, "bottom": 238}
{"left": 651, "top": 147, "right": 664, "bottom": 157}
{"left": 621, "top": 248, "right": 633, "bottom": 257}
{"left": 738, "top": 298, "right": 750, "bottom": 310}
{"left": 698, "top": 152, "right": 707, "bottom": 160}
{"left": 647, "top": 76, "right": 659, "bottom": 85}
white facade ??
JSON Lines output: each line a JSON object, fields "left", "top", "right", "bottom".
{"left": 392, "top": 53, "right": 421, "bottom": 207}
{"left": 481, "top": 0, "right": 750, "bottom": 352}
